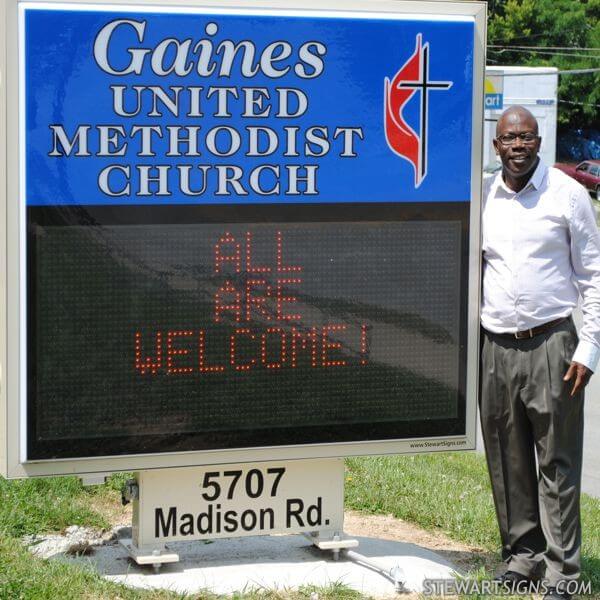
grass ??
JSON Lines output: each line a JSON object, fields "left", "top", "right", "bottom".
{"left": 0, "top": 474, "right": 369, "bottom": 599}
{"left": 346, "top": 454, "right": 600, "bottom": 595}
{"left": 1, "top": 453, "right": 600, "bottom": 598}
{"left": 346, "top": 453, "right": 497, "bottom": 549}
{"left": 0, "top": 535, "right": 177, "bottom": 600}
{"left": 0, "top": 476, "right": 177, "bottom": 600}
{"left": 0, "top": 476, "right": 109, "bottom": 538}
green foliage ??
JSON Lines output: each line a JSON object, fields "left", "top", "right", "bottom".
{"left": 345, "top": 453, "right": 499, "bottom": 549}
{"left": 104, "top": 471, "right": 135, "bottom": 493}
{"left": 487, "top": 0, "right": 600, "bottom": 128}
{"left": 581, "top": 494, "right": 600, "bottom": 592}
{"left": 0, "top": 476, "right": 108, "bottom": 537}
{"left": 345, "top": 453, "right": 600, "bottom": 592}
{"left": 488, "top": 0, "right": 536, "bottom": 45}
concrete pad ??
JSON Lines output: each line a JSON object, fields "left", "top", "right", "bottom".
{"left": 67, "top": 534, "right": 461, "bottom": 597}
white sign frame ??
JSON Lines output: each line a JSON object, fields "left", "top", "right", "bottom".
{"left": 0, "top": 0, "right": 486, "bottom": 479}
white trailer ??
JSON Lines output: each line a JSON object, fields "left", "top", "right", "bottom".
{"left": 484, "top": 66, "right": 559, "bottom": 172}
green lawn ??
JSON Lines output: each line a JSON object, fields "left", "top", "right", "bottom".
{"left": 1, "top": 453, "right": 599, "bottom": 599}
{"left": 0, "top": 475, "right": 365, "bottom": 600}
{"left": 346, "top": 454, "right": 600, "bottom": 595}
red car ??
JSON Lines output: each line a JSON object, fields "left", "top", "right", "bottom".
{"left": 555, "top": 160, "right": 600, "bottom": 196}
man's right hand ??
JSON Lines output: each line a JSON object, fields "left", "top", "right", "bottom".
{"left": 563, "top": 361, "right": 592, "bottom": 396}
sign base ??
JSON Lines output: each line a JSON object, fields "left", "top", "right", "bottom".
{"left": 304, "top": 531, "right": 359, "bottom": 561}
{"left": 122, "top": 458, "right": 357, "bottom": 570}
{"left": 119, "top": 539, "right": 179, "bottom": 573}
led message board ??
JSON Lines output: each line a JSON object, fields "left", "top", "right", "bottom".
{"left": 0, "top": 0, "right": 485, "bottom": 475}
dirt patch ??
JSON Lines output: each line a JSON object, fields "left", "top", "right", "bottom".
{"left": 344, "top": 510, "right": 496, "bottom": 575}
{"left": 86, "top": 491, "right": 132, "bottom": 529}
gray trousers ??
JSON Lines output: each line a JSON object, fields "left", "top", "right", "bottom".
{"left": 480, "top": 318, "right": 584, "bottom": 585}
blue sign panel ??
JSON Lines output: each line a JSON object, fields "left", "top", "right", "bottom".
{"left": 25, "top": 8, "right": 474, "bottom": 205}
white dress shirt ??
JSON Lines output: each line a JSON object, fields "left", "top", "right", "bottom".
{"left": 481, "top": 159, "right": 600, "bottom": 372}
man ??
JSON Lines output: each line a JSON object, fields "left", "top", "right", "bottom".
{"left": 480, "top": 105, "right": 600, "bottom": 599}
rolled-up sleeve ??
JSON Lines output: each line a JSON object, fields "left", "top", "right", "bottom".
{"left": 569, "top": 186, "right": 600, "bottom": 372}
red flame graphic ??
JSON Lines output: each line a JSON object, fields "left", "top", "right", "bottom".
{"left": 384, "top": 35, "right": 423, "bottom": 187}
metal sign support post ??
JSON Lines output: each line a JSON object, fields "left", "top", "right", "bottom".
{"left": 120, "top": 459, "right": 358, "bottom": 572}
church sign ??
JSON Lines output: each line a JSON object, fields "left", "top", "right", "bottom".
{"left": 0, "top": 0, "right": 485, "bottom": 478}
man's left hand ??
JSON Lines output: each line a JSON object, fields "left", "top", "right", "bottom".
{"left": 563, "top": 361, "right": 592, "bottom": 396}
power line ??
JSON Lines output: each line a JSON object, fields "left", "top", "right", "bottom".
{"left": 489, "top": 49, "right": 600, "bottom": 60}
{"left": 559, "top": 99, "right": 600, "bottom": 108}
{"left": 488, "top": 48, "right": 600, "bottom": 59}
{"left": 558, "top": 68, "right": 600, "bottom": 75}
{"left": 489, "top": 44, "right": 600, "bottom": 52}
{"left": 484, "top": 67, "right": 600, "bottom": 76}
{"left": 491, "top": 32, "right": 554, "bottom": 41}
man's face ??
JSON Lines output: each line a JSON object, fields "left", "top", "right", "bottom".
{"left": 493, "top": 111, "right": 541, "bottom": 179}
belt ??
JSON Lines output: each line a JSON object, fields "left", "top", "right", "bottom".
{"left": 491, "top": 317, "right": 569, "bottom": 340}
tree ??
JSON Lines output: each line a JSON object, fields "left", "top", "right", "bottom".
{"left": 487, "top": 0, "right": 600, "bottom": 128}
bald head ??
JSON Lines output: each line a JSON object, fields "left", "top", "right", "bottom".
{"left": 493, "top": 105, "right": 541, "bottom": 192}
{"left": 496, "top": 105, "right": 539, "bottom": 137}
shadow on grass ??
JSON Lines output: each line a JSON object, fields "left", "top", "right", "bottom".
{"left": 439, "top": 548, "right": 598, "bottom": 595}
{"left": 432, "top": 547, "right": 499, "bottom": 576}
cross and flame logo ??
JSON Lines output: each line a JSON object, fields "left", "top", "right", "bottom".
{"left": 384, "top": 34, "right": 453, "bottom": 188}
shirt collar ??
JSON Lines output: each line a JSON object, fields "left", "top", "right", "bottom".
{"left": 495, "top": 158, "right": 547, "bottom": 195}
{"left": 528, "top": 159, "right": 547, "bottom": 190}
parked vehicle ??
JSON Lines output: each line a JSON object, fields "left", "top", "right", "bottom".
{"left": 554, "top": 160, "right": 600, "bottom": 196}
